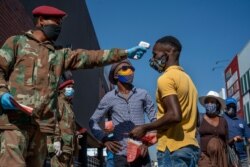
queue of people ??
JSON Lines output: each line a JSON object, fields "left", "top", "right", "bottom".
{"left": 0, "top": 4, "right": 250, "bottom": 167}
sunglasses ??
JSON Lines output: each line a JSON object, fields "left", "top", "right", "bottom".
{"left": 120, "top": 66, "right": 135, "bottom": 71}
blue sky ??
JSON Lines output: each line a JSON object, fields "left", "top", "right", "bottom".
{"left": 86, "top": 0, "right": 250, "bottom": 160}
{"left": 86, "top": 0, "right": 250, "bottom": 106}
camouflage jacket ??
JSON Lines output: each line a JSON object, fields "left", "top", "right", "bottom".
{"left": 0, "top": 31, "right": 127, "bottom": 133}
{"left": 57, "top": 93, "right": 75, "bottom": 154}
{"left": 47, "top": 93, "right": 75, "bottom": 154}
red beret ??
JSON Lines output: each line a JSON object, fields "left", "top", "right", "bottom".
{"left": 32, "top": 5, "right": 66, "bottom": 17}
{"left": 59, "top": 80, "right": 74, "bottom": 90}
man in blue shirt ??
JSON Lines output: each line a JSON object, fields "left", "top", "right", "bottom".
{"left": 89, "top": 59, "right": 156, "bottom": 167}
{"left": 224, "top": 97, "right": 250, "bottom": 167}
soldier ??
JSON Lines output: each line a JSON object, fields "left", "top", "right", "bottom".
{"left": 47, "top": 71, "right": 76, "bottom": 167}
{"left": 0, "top": 5, "right": 147, "bottom": 167}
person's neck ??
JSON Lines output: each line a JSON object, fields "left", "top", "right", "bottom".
{"left": 117, "top": 83, "right": 133, "bottom": 94}
{"left": 165, "top": 61, "right": 179, "bottom": 70}
{"left": 32, "top": 29, "right": 47, "bottom": 42}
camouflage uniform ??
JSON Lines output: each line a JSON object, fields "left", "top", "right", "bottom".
{"left": 0, "top": 31, "right": 127, "bottom": 167}
{"left": 49, "top": 91, "right": 76, "bottom": 167}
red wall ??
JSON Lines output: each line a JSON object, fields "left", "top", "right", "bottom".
{"left": 224, "top": 55, "right": 244, "bottom": 118}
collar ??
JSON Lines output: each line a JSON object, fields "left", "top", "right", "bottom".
{"left": 114, "top": 87, "right": 137, "bottom": 95}
{"left": 25, "top": 30, "right": 55, "bottom": 51}
{"left": 224, "top": 113, "right": 239, "bottom": 120}
{"left": 164, "top": 65, "right": 184, "bottom": 73}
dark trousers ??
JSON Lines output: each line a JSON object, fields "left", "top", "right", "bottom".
{"left": 114, "top": 154, "right": 151, "bottom": 167}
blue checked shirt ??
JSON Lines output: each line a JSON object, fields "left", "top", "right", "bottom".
{"left": 89, "top": 87, "right": 156, "bottom": 156}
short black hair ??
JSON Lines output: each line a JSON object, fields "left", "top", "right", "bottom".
{"left": 156, "top": 36, "right": 182, "bottom": 52}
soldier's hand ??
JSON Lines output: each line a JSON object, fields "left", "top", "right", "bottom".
{"left": 104, "top": 141, "right": 122, "bottom": 153}
{"left": 126, "top": 46, "right": 147, "bottom": 60}
{"left": 53, "top": 141, "right": 62, "bottom": 156}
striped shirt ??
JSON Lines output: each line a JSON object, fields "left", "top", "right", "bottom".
{"left": 89, "top": 87, "right": 156, "bottom": 156}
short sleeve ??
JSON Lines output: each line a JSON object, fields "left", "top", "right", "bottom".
{"left": 157, "top": 74, "right": 177, "bottom": 99}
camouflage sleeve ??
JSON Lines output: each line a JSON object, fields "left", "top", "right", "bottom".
{"left": 58, "top": 98, "right": 75, "bottom": 154}
{"left": 0, "top": 36, "right": 18, "bottom": 95}
{"left": 53, "top": 97, "right": 64, "bottom": 141}
{"left": 63, "top": 48, "right": 127, "bottom": 70}
{"left": 53, "top": 120, "right": 61, "bottom": 142}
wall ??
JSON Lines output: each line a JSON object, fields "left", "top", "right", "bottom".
{"left": 0, "top": 0, "right": 108, "bottom": 131}
{"left": 238, "top": 42, "right": 250, "bottom": 123}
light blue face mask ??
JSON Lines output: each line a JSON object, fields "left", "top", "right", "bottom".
{"left": 64, "top": 87, "right": 75, "bottom": 97}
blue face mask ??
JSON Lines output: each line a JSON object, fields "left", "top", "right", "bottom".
{"left": 64, "top": 87, "right": 75, "bottom": 97}
{"left": 205, "top": 103, "right": 219, "bottom": 116}
{"left": 117, "top": 74, "right": 134, "bottom": 84}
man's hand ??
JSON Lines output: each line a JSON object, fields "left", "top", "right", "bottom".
{"left": 104, "top": 121, "right": 114, "bottom": 133}
{"left": 0, "top": 93, "right": 17, "bottom": 110}
{"left": 233, "top": 136, "right": 244, "bottom": 142}
{"left": 104, "top": 141, "right": 122, "bottom": 153}
{"left": 126, "top": 46, "right": 147, "bottom": 60}
{"left": 139, "top": 144, "right": 148, "bottom": 157}
{"left": 129, "top": 125, "right": 147, "bottom": 139}
{"left": 53, "top": 141, "right": 62, "bottom": 156}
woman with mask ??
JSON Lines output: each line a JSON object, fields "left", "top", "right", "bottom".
{"left": 198, "top": 90, "right": 228, "bottom": 167}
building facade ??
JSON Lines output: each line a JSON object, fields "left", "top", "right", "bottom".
{"left": 238, "top": 42, "right": 250, "bottom": 123}
{"left": 224, "top": 41, "right": 250, "bottom": 123}
{"left": 224, "top": 55, "right": 244, "bottom": 118}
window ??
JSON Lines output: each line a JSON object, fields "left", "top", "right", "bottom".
{"left": 246, "top": 102, "right": 250, "bottom": 124}
{"left": 244, "top": 102, "right": 250, "bottom": 124}
{"left": 241, "top": 69, "right": 250, "bottom": 95}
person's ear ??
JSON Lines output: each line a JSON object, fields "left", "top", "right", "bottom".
{"left": 114, "top": 73, "right": 118, "bottom": 79}
{"left": 38, "top": 16, "right": 46, "bottom": 26}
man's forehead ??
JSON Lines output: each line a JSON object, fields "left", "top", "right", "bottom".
{"left": 153, "top": 43, "right": 173, "bottom": 52}
{"left": 116, "top": 63, "right": 131, "bottom": 70}
{"left": 205, "top": 97, "right": 217, "bottom": 102}
{"left": 227, "top": 103, "right": 236, "bottom": 107}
